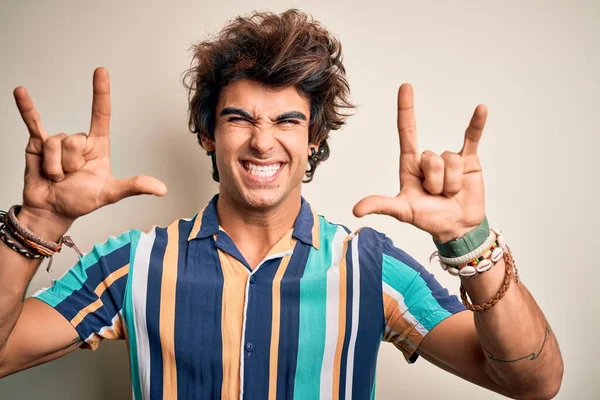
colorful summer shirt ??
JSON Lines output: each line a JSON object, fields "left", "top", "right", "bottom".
{"left": 32, "top": 194, "right": 466, "bottom": 399}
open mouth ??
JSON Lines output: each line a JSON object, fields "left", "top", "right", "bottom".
{"left": 240, "top": 160, "right": 286, "bottom": 183}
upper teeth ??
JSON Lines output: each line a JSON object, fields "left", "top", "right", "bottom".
{"left": 245, "top": 162, "right": 281, "bottom": 177}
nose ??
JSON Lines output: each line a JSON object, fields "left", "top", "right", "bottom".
{"left": 249, "top": 127, "right": 276, "bottom": 155}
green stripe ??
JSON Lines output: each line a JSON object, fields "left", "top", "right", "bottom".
{"left": 35, "top": 231, "right": 131, "bottom": 307}
{"left": 124, "top": 229, "right": 142, "bottom": 400}
{"left": 294, "top": 217, "right": 338, "bottom": 400}
{"left": 382, "top": 254, "right": 451, "bottom": 331}
{"left": 370, "top": 331, "right": 383, "bottom": 399}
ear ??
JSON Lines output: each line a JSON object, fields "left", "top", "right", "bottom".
{"left": 201, "top": 134, "right": 216, "bottom": 152}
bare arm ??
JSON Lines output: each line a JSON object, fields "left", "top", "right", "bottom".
{"left": 353, "top": 84, "right": 563, "bottom": 398}
{"left": 418, "top": 256, "right": 563, "bottom": 399}
{"left": 0, "top": 211, "right": 80, "bottom": 378}
{"left": 0, "top": 68, "right": 166, "bottom": 378}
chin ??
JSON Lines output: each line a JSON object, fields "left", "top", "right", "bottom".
{"left": 237, "top": 187, "right": 289, "bottom": 210}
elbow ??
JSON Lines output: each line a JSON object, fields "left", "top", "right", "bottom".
{"left": 512, "top": 361, "right": 564, "bottom": 400}
{"left": 0, "top": 346, "right": 7, "bottom": 379}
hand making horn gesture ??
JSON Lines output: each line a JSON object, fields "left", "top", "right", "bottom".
{"left": 353, "top": 84, "right": 487, "bottom": 242}
{"left": 14, "top": 68, "right": 167, "bottom": 233}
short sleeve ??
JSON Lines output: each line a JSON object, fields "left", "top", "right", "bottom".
{"left": 381, "top": 235, "right": 466, "bottom": 363}
{"left": 31, "top": 230, "right": 133, "bottom": 351}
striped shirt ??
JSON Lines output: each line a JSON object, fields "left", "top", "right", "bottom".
{"left": 32, "top": 194, "right": 465, "bottom": 399}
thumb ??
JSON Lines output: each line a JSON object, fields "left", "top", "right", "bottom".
{"left": 103, "top": 175, "right": 168, "bottom": 205}
{"left": 353, "top": 195, "right": 413, "bottom": 223}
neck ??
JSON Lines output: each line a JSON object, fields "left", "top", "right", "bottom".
{"left": 215, "top": 191, "right": 302, "bottom": 262}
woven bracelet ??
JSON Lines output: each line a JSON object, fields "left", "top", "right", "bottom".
{"left": 0, "top": 223, "right": 43, "bottom": 259}
{"left": 459, "top": 244, "right": 517, "bottom": 312}
{"left": 1, "top": 206, "right": 82, "bottom": 272}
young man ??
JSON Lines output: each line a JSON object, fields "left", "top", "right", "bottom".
{"left": 0, "top": 9, "right": 562, "bottom": 400}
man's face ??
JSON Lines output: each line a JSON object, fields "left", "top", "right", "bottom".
{"left": 205, "top": 79, "right": 313, "bottom": 210}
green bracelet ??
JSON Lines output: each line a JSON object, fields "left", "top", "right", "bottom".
{"left": 434, "top": 217, "right": 490, "bottom": 258}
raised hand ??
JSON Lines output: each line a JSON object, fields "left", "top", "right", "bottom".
{"left": 14, "top": 68, "right": 167, "bottom": 232}
{"left": 353, "top": 84, "right": 487, "bottom": 242}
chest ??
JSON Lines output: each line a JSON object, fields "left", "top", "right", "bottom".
{"left": 125, "top": 236, "right": 384, "bottom": 399}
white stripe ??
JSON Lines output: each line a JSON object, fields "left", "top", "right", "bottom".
{"left": 84, "top": 310, "right": 123, "bottom": 343}
{"left": 344, "top": 232, "right": 361, "bottom": 400}
{"left": 131, "top": 227, "right": 157, "bottom": 400}
{"left": 319, "top": 226, "right": 347, "bottom": 400}
{"left": 382, "top": 281, "right": 429, "bottom": 337}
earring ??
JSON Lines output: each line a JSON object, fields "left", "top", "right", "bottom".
{"left": 309, "top": 147, "right": 317, "bottom": 160}
{"left": 206, "top": 150, "right": 215, "bottom": 156}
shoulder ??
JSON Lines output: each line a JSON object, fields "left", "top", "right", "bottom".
{"left": 135, "top": 213, "right": 199, "bottom": 242}
{"left": 318, "top": 214, "right": 391, "bottom": 246}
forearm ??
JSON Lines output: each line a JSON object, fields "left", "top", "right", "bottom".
{"left": 461, "top": 257, "right": 564, "bottom": 398}
{"left": 0, "top": 208, "right": 69, "bottom": 349}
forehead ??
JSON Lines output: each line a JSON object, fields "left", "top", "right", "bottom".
{"left": 217, "top": 79, "right": 310, "bottom": 115}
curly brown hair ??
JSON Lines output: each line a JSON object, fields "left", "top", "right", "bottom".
{"left": 183, "top": 9, "right": 354, "bottom": 183}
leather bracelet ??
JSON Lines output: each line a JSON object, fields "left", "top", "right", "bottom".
{"left": 7, "top": 206, "right": 63, "bottom": 252}
{"left": 1, "top": 206, "right": 82, "bottom": 272}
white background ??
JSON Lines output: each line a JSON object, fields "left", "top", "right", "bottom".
{"left": 0, "top": 0, "right": 598, "bottom": 398}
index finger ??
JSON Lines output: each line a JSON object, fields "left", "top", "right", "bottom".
{"left": 397, "top": 83, "right": 418, "bottom": 155}
{"left": 89, "top": 67, "right": 111, "bottom": 137}
{"left": 13, "top": 86, "right": 48, "bottom": 140}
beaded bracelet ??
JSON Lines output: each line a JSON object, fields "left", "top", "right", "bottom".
{"left": 459, "top": 243, "right": 517, "bottom": 312}
{"left": 430, "top": 227, "right": 521, "bottom": 311}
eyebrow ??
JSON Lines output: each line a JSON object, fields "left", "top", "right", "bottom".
{"left": 272, "top": 111, "right": 307, "bottom": 121}
{"left": 219, "top": 107, "right": 307, "bottom": 121}
{"left": 219, "top": 107, "right": 253, "bottom": 119}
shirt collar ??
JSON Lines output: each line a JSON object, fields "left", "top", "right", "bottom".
{"left": 187, "top": 194, "right": 320, "bottom": 250}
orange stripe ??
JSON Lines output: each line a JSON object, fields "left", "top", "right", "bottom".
{"left": 70, "top": 264, "right": 130, "bottom": 327}
{"left": 160, "top": 221, "right": 180, "bottom": 399}
{"left": 219, "top": 251, "right": 248, "bottom": 399}
{"left": 332, "top": 239, "right": 348, "bottom": 400}
{"left": 267, "top": 229, "right": 294, "bottom": 258}
{"left": 187, "top": 207, "right": 206, "bottom": 240}
{"left": 382, "top": 292, "right": 425, "bottom": 357}
{"left": 268, "top": 249, "right": 295, "bottom": 400}
{"left": 310, "top": 205, "right": 321, "bottom": 249}
{"left": 100, "top": 317, "right": 124, "bottom": 340}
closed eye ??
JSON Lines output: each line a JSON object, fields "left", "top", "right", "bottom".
{"left": 228, "top": 117, "right": 250, "bottom": 123}
{"left": 278, "top": 119, "right": 299, "bottom": 125}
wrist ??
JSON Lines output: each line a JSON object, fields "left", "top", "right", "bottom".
{"left": 433, "top": 217, "right": 490, "bottom": 258}
{"left": 17, "top": 206, "right": 73, "bottom": 242}
{"left": 432, "top": 226, "right": 475, "bottom": 243}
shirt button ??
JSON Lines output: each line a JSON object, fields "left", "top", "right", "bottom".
{"left": 245, "top": 342, "right": 255, "bottom": 352}
{"left": 249, "top": 275, "right": 256, "bottom": 284}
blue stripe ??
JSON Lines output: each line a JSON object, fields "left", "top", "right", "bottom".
{"left": 146, "top": 226, "right": 167, "bottom": 400}
{"left": 215, "top": 231, "right": 251, "bottom": 271}
{"left": 175, "top": 233, "right": 224, "bottom": 398}
{"left": 47, "top": 242, "right": 130, "bottom": 333}
{"left": 338, "top": 238, "right": 354, "bottom": 400}
{"left": 244, "top": 257, "right": 279, "bottom": 399}
{"left": 276, "top": 242, "right": 310, "bottom": 400}
{"left": 352, "top": 229, "right": 385, "bottom": 398}
{"left": 75, "top": 273, "right": 128, "bottom": 339}
{"left": 34, "top": 232, "right": 131, "bottom": 307}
